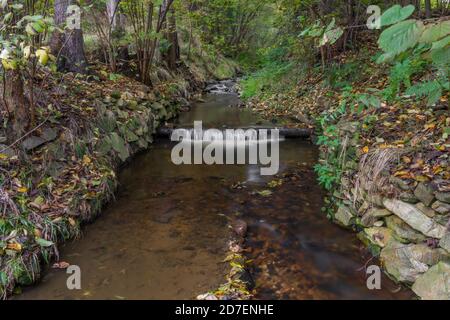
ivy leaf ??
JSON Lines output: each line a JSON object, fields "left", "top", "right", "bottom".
{"left": 419, "top": 21, "right": 450, "bottom": 44}
{"left": 431, "top": 35, "right": 450, "bottom": 50}
{"left": 430, "top": 46, "right": 450, "bottom": 67}
{"left": 25, "top": 23, "right": 37, "bottom": 35}
{"left": 380, "top": 5, "right": 415, "bottom": 27}
{"left": 378, "top": 19, "right": 424, "bottom": 55}
{"left": 320, "top": 27, "right": 344, "bottom": 46}
{"left": 36, "top": 238, "right": 54, "bottom": 247}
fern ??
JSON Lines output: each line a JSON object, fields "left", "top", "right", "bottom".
{"left": 405, "top": 80, "right": 443, "bottom": 106}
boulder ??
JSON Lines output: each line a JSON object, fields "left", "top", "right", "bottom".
{"left": 385, "top": 216, "right": 426, "bottom": 243}
{"left": 399, "top": 192, "right": 419, "bottom": 204}
{"left": 390, "top": 176, "right": 412, "bottom": 191}
{"left": 364, "top": 227, "right": 393, "bottom": 247}
{"left": 414, "top": 183, "right": 435, "bottom": 207}
{"left": 439, "top": 233, "right": 450, "bottom": 253}
{"left": 434, "top": 214, "right": 450, "bottom": 228}
{"left": 381, "top": 241, "right": 447, "bottom": 283}
{"left": 383, "top": 199, "right": 446, "bottom": 239}
{"left": 22, "top": 136, "right": 46, "bottom": 151}
{"left": 337, "top": 121, "right": 359, "bottom": 134}
{"left": 432, "top": 201, "right": 450, "bottom": 215}
{"left": 361, "top": 208, "right": 392, "bottom": 227}
{"left": 436, "top": 192, "right": 450, "bottom": 204}
{"left": 412, "top": 262, "right": 450, "bottom": 300}
{"left": 366, "top": 194, "right": 385, "bottom": 208}
{"left": 334, "top": 205, "right": 356, "bottom": 227}
{"left": 415, "top": 202, "right": 436, "bottom": 218}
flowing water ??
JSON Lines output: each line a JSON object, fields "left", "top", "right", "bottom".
{"left": 18, "top": 85, "right": 413, "bottom": 300}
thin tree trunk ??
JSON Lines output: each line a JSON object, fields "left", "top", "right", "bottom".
{"left": 165, "top": 7, "right": 180, "bottom": 69}
{"left": 425, "top": 0, "right": 432, "bottom": 18}
{"left": 52, "top": 0, "right": 88, "bottom": 74}
{"left": 3, "top": 70, "right": 29, "bottom": 141}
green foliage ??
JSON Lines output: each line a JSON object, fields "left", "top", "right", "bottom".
{"left": 405, "top": 72, "right": 449, "bottom": 106}
{"left": 300, "top": 18, "right": 344, "bottom": 48}
{"left": 240, "top": 46, "right": 294, "bottom": 99}
{"left": 377, "top": 4, "right": 450, "bottom": 105}
{"left": 324, "top": 62, "right": 362, "bottom": 89}
{"left": 0, "top": 2, "right": 55, "bottom": 71}
{"left": 383, "top": 54, "right": 427, "bottom": 100}
{"left": 314, "top": 163, "right": 341, "bottom": 191}
{"left": 380, "top": 4, "right": 415, "bottom": 27}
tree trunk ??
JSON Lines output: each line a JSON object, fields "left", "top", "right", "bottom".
{"left": 164, "top": 7, "right": 180, "bottom": 70}
{"left": 3, "top": 70, "right": 29, "bottom": 141}
{"left": 107, "top": 0, "right": 125, "bottom": 33}
{"left": 425, "top": 0, "right": 432, "bottom": 18}
{"left": 52, "top": 0, "right": 88, "bottom": 74}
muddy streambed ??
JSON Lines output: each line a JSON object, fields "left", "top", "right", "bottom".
{"left": 18, "top": 88, "right": 413, "bottom": 300}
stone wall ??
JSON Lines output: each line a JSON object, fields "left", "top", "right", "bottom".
{"left": 327, "top": 121, "right": 450, "bottom": 300}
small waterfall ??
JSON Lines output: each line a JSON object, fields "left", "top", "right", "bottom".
{"left": 174, "top": 128, "right": 284, "bottom": 144}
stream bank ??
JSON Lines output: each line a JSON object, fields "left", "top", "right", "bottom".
{"left": 243, "top": 46, "right": 450, "bottom": 300}
{"left": 0, "top": 56, "right": 239, "bottom": 299}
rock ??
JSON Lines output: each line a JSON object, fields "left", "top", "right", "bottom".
{"left": 414, "top": 183, "right": 435, "bottom": 207}
{"left": 334, "top": 205, "right": 356, "bottom": 227}
{"left": 197, "top": 293, "right": 219, "bottom": 300}
{"left": 357, "top": 232, "right": 382, "bottom": 256}
{"left": 436, "top": 192, "right": 450, "bottom": 204}
{"left": 399, "top": 192, "right": 419, "bottom": 204}
{"left": 381, "top": 241, "right": 447, "bottom": 283}
{"left": 337, "top": 121, "right": 358, "bottom": 134}
{"left": 383, "top": 199, "right": 447, "bottom": 239}
{"left": 366, "top": 194, "right": 385, "bottom": 207}
{"left": 415, "top": 202, "right": 436, "bottom": 218}
{"left": 412, "top": 262, "right": 450, "bottom": 300}
{"left": 432, "top": 201, "right": 450, "bottom": 215}
{"left": 385, "top": 216, "right": 426, "bottom": 243}
{"left": 21, "top": 136, "right": 46, "bottom": 151}
{"left": 41, "top": 127, "right": 57, "bottom": 142}
{"left": 374, "top": 220, "right": 385, "bottom": 227}
{"left": 361, "top": 208, "right": 392, "bottom": 227}
{"left": 390, "top": 176, "right": 412, "bottom": 191}
{"left": 364, "top": 227, "right": 393, "bottom": 247}
{"left": 231, "top": 220, "right": 248, "bottom": 238}
{"left": 439, "top": 233, "right": 450, "bottom": 252}
{"left": 433, "top": 214, "right": 450, "bottom": 227}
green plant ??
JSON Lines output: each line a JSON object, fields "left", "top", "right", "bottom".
{"left": 377, "top": 4, "right": 450, "bottom": 105}
{"left": 315, "top": 162, "right": 342, "bottom": 191}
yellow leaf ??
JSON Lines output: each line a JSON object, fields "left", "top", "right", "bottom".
{"left": 36, "top": 49, "right": 49, "bottom": 65}
{"left": 362, "top": 146, "right": 369, "bottom": 154}
{"left": 7, "top": 243, "right": 22, "bottom": 251}
{"left": 68, "top": 217, "right": 76, "bottom": 227}
{"left": 402, "top": 156, "right": 412, "bottom": 164}
{"left": 0, "top": 153, "right": 8, "bottom": 160}
{"left": 17, "top": 187, "right": 28, "bottom": 193}
{"left": 82, "top": 155, "right": 91, "bottom": 165}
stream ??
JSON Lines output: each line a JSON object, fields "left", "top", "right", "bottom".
{"left": 18, "top": 82, "right": 413, "bottom": 300}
